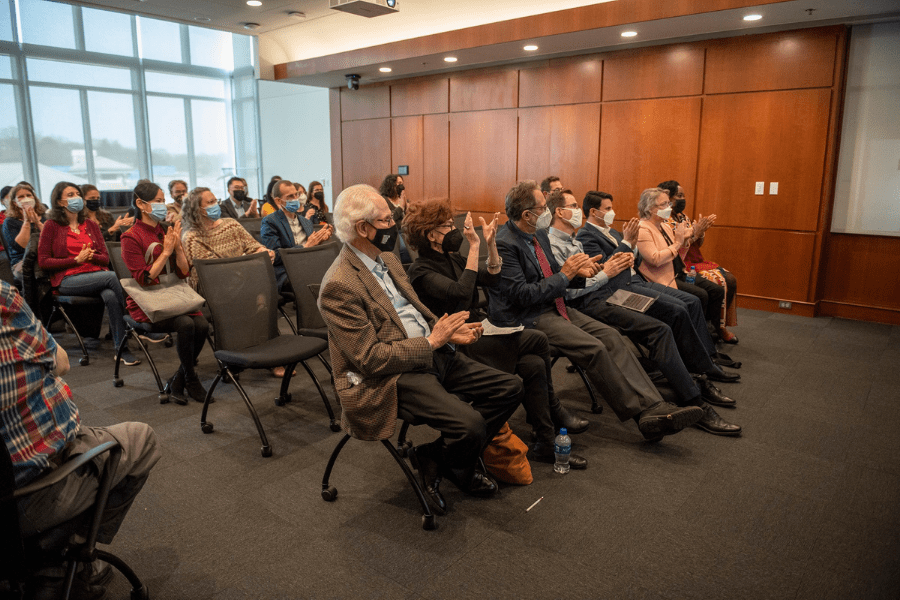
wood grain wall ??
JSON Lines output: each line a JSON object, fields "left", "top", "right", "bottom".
{"left": 329, "top": 25, "right": 898, "bottom": 324}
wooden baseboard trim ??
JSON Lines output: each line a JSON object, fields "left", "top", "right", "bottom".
{"left": 818, "top": 301, "right": 900, "bottom": 326}
{"left": 736, "top": 295, "right": 816, "bottom": 317}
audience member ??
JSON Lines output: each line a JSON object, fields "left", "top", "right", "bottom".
{"left": 546, "top": 189, "right": 741, "bottom": 435}
{"left": 0, "top": 280, "right": 160, "bottom": 599}
{"left": 488, "top": 180, "right": 703, "bottom": 441}
{"left": 304, "top": 180, "right": 328, "bottom": 224}
{"left": 37, "top": 181, "right": 138, "bottom": 366}
{"left": 260, "top": 178, "right": 282, "bottom": 218}
{"left": 166, "top": 179, "right": 188, "bottom": 223}
{"left": 378, "top": 174, "right": 410, "bottom": 261}
{"left": 220, "top": 177, "right": 259, "bottom": 220}
{"left": 82, "top": 184, "right": 132, "bottom": 242}
{"left": 260, "top": 179, "right": 333, "bottom": 292}
{"left": 404, "top": 198, "right": 589, "bottom": 469}
{"left": 539, "top": 175, "right": 563, "bottom": 198}
{"left": 318, "top": 184, "right": 524, "bottom": 514}
{"left": 121, "top": 180, "right": 209, "bottom": 404}
{"left": 2, "top": 183, "right": 47, "bottom": 280}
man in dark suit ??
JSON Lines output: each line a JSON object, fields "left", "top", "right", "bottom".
{"left": 260, "top": 179, "right": 333, "bottom": 292}
{"left": 489, "top": 180, "right": 702, "bottom": 441}
{"left": 219, "top": 176, "right": 259, "bottom": 220}
{"left": 318, "top": 184, "right": 523, "bottom": 515}
{"left": 547, "top": 189, "right": 741, "bottom": 436}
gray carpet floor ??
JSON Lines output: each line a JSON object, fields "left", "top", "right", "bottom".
{"left": 57, "top": 308, "right": 900, "bottom": 599}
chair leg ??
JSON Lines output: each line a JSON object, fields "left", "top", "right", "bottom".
{"left": 274, "top": 361, "right": 297, "bottom": 406}
{"left": 112, "top": 329, "right": 130, "bottom": 387}
{"left": 298, "top": 359, "right": 340, "bottom": 432}
{"left": 278, "top": 305, "right": 298, "bottom": 335}
{"left": 200, "top": 371, "right": 223, "bottom": 433}
{"left": 95, "top": 549, "right": 148, "bottom": 600}
{"left": 396, "top": 421, "right": 412, "bottom": 457}
{"left": 321, "top": 433, "right": 351, "bottom": 500}
{"left": 316, "top": 352, "right": 333, "bottom": 375}
{"left": 224, "top": 366, "right": 272, "bottom": 457}
{"left": 56, "top": 302, "right": 90, "bottom": 366}
{"left": 573, "top": 364, "right": 603, "bottom": 414}
{"left": 381, "top": 439, "right": 437, "bottom": 530}
{"left": 131, "top": 331, "right": 168, "bottom": 403}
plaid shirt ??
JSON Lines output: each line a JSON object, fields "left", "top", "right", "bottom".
{"left": 0, "top": 281, "right": 80, "bottom": 487}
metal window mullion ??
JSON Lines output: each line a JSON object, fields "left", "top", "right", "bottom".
{"left": 184, "top": 97, "right": 196, "bottom": 188}
{"left": 80, "top": 88, "right": 95, "bottom": 183}
{"left": 72, "top": 5, "right": 85, "bottom": 52}
{"left": 224, "top": 74, "right": 236, "bottom": 190}
{"left": 16, "top": 52, "right": 40, "bottom": 196}
{"left": 180, "top": 24, "right": 190, "bottom": 65}
{"left": 137, "top": 70, "right": 153, "bottom": 180}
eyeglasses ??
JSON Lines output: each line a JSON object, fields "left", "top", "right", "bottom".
{"left": 366, "top": 215, "right": 395, "bottom": 227}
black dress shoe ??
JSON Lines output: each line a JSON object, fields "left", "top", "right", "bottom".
{"left": 706, "top": 369, "right": 740, "bottom": 383}
{"left": 407, "top": 446, "right": 447, "bottom": 515}
{"left": 164, "top": 368, "right": 188, "bottom": 406}
{"left": 549, "top": 400, "right": 589, "bottom": 434}
{"left": 637, "top": 403, "right": 703, "bottom": 440}
{"left": 713, "top": 352, "right": 742, "bottom": 369}
{"left": 462, "top": 472, "right": 498, "bottom": 497}
{"left": 694, "top": 405, "right": 742, "bottom": 436}
{"left": 698, "top": 377, "right": 736, "bottom": 408}
{"left": 528, "top": 442, "right": 588, "bottom": 469}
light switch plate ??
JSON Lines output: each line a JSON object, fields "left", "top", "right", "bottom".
{"left": 755, "top": 182, "right": 765, "bottom": 195}
{"left": 769, "top": 182, "right": 779, "bottom": 195}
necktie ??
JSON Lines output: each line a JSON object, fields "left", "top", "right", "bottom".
{"left": 533, "top": 237, "right": 569, "bottom": 320}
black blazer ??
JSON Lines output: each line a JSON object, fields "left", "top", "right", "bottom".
{"left": 219, "top": 197, "right": 255, "bottom": 220}
{"left": 406, "top": 246, "right": 500, "bottom": 322}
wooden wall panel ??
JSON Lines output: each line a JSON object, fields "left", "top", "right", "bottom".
{"left": 391, "top": 116, "right": 423, "bottom": 203}
{"left": 598, "top": 97, "right": 701, "bottom": 220}
{"left": 519, "top": 56, "right": 602, "bottom": 108}
{"left": 449, "top": 69, "right": 518, "bottom": 113}
{"left": 705, "top": 27, "right": 838, "bottom": 94}
{"left": 821, "top": 234, "right": 900, "bottom": 311}
{"left": 517, "top": 103, "right": 600, "bottom": 197}
{"left": 603, "top": 45, "right": 705, "bottom": 101}
{"left": 341, "top": 118, "right": 391, "bottom": 189}
{"left": 340, "top": 86, "right": 390, "bottom": 121}
{"left": 700, "top": 227, "right": 816, "bottom": 301}
{"left": 696, "top": 89, "right": 831, "bottom": 231}
{"left": 423, "top": 113, "right": 449, "bottom": 200}
{"left": 449, "top": 110, "right": 518, "bottom": 213}
{"left": 329, "top": 88, "right": 343, "bottom": 200}
{"left": 391, "top": 78, "right": 448, "bottom": 117}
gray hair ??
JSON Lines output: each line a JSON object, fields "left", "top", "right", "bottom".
{"left": 505, "top": 180, "right": 540, "bottom": 221}
{"left": 333, "top": 184, "right": 382, "bottom": 244}
{"left": 182, "top": 187, "right": 211, "bottom": 234}
{"left": 637, "top": 187, "right": 666, "bottom": 219}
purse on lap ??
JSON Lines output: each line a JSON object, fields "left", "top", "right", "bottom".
{"left": 120, "top": 242, "right": 205, "bottom": 323}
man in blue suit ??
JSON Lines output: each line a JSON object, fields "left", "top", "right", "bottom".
{"left": 489, "top": 180, "right": 703, "bottom": 442}
{"left": 260, "top": 179, "right": 334, "bottom": 291}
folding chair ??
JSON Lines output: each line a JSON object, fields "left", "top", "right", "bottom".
{"left": 549, "top": 347, "right": 604, "bottom": 414}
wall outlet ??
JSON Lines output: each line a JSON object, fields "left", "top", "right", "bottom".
{"left": 755, "top": 182, "right": 765, "bottom": 195}
{"left": 769, "top": 181, "right": 779, "bottom": 195}
{"left": 778, "top": 301, "right": 792, "bottom": 309}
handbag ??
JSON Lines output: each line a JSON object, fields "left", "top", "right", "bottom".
{"left": 482, "top": 422, "right": 533, "bottom": 485}
{"left": 120, "top": 242, "right": 205, "bottom": 323}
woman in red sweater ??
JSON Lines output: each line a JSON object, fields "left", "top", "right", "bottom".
{"left": 37, "top": 181, "right": 138, "bottom": 366}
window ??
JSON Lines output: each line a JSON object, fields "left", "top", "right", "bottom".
{"left": 83, "top": 7, "right": 134, "bottom": 57}
{"left": 145, "top": 71, "right": 225, "bottom": 98}
{"left": 0, "top": 55, "right": 11, "bottom": 79}
{"left": 29, "top": 86, "right": 87, "bottom": 193}
{"left": 19, "top": 0, "right": 76, "bottom": 49}
{"left": 147, "top": 96, "right": 189, "bottom": 184}
{"left": 189, "top": 27, "right": 233, "bottom": 70}
{"left": 27, "top": 58, "right": 132, "bottom": 90}
{"left": 138, "top": 17, "right": 182, "bottom": 63}
{"left": 0, "top": 84, "right": 24, "bottom": 179}
{"left": 0, "top": 0, "right": 13, "bottom": 42}
{"left": 192, "top": 99, "right": 232, "bottom": 190}
{"left": 88, "top": 91, "right": 140, "bottom": 189}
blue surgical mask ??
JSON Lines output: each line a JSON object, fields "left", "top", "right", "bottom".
{"left": 205, "top": 204, "right": 221, "bottom": 221}
{"left": 66, "top": 196, "right": 84, "bottom": 213}
{"left": 148, "top": 202, "right": 167, "bottom": 222}
{"left": 285, "top": 200, "right": 301, "bottom": 213}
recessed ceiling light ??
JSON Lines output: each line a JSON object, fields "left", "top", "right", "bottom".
{"left": 246, "top": 0, "right": 262, "bottom": 6}
{"left": 444, "top": 56, "right": 457, "bottom": 63}
{"left": 242, "top": 22, "right": 260, "bottom": 30}
{"left": 743, "top": 14, "right": 762, "bottom": 21}
{"left": 193, "top": 16, "right": 211, "bottom": 22}
{"left": 379, "top": 67, "right": 392, "bottom": 73}
{"left": 621, "top": 31, "right": 637, "bottom": 38}
{"left": 524, "top": 44, "right": 538, "bottom": 51}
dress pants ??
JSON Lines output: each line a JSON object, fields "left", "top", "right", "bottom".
{"left": 396, "top": 349, "right": 523, "bottom": 484}
{"left": 629, "top": 279, "right": 717, "bottom": 356}
{"left": 677, "top": 275, "right": 725, "bottom": 331}
{"left": 461, "top": 329, "right": 556, "bottom": 444}
{"left": 534, "top": 308, "right": 662, "bottom": 421}
{"left": 578, "top": 296, "right": 701, "bottom": 405}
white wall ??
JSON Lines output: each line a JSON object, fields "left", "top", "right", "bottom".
{"left": 258, "top": 80, "right": 332, "bottom": 204}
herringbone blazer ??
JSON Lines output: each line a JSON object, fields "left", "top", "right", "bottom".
{"left": 318, "top": 244, "right": 436, "bottom": 441}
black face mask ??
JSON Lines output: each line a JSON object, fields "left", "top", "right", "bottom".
{"left": 396, "top": 184, "right": 405, "bottom": 195}
{"left": 233, "top": 190, "right": 247, "bottom": 202}
{"left": 85, "top": 200, "right": 101, "bottom": 212}
{"left": 368, "top": 222, "right": 398, "bottom": 252}
{"left": 313, "top": 191, "right": 325, "bottom": 201}
{"left": 673, "top": 198, "right": 686, "bottom": 213}
{"left": 441, "top": 228, "right": 463, "bottom": 253}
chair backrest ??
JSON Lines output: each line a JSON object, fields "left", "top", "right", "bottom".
{"left": 241, "top": 218, "right": 263, "bottom": 242}
{"left": 0, "top": 253, "right": 14, "bottom": 285}
{"left": 194, "top": 252, "right": 280, "bottom": 351}
{"left": 105, "top": 241, "right": 132, "bottom": 281}
{"left": 281, "top": 242, "right": 341, "bottom": 329}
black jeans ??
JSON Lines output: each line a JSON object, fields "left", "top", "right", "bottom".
{"left": 677, "top": 275, "right": 725, "bottom": 331}
{"left": 148, "top": 314, "right": 209, "bottom": 378}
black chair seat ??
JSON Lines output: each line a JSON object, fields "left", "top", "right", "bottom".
{"left": 214, "top": 333, "right": 328, "bottom": 370}
{"left": 297, "top": 326, "right": 328, "bottom": 340}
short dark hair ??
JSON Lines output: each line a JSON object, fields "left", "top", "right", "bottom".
{"left": 546, "top": 189, "right": 573, "bottom": 219}
{"left": 583, "top": 190, "right": 613, "bottom": 214}
{"left": 540, "top": 176, "right": 560, "bottom": 194}
{"left": 657, "top": 180, "right": 680, "bottom": 199}
{"left": 133, "top": 179, "right": 161, "bottom": 209}
{"left": 378, "top": 174, "right": 402, "bottom": 199}
{"left": 273, "top": 180, "right": 294, "bottom": 199}
{"left": 48, "top": 181, "right": 85, "bottom": 226}
{"left": 505, "top": 180, "right": 540, "bottom": 221}
{"left": 226, "top": 176, "right": 245, "bottom": 190}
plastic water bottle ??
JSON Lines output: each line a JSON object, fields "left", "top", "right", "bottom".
{"left": 554, "top": 428, "right": 571, "bottom": 474}
{"left": 686, "top": 266, "right": 697, "bottom": 285}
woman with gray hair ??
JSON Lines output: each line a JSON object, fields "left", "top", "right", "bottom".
{"left": 635, "top": 187, "right": 691, "bottom": 288}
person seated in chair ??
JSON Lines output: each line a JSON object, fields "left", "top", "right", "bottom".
{"left": 2, "top": 183, "right": 47, "bottom": 282}
{"left": 0, "top": 280, "right": 160, "bottom": 599}
{"left": 219, "top": 177, "right": 259, "bottom": 220}
{"left": 260, "top": 179, "right": 333, "bottom": 293}
{"left": 318, "top": 184, "right": 524, "bottom": 515}
{"left": 402, "top": 198, "right": 589, "bottom": 469}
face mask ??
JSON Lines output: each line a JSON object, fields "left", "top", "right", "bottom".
{"left": 673, "top": 198, "right": 686, "bottom": 213}
{"left": 85, "top": 200, "right": 101, "bottom": 212}
{"left": 147, "top": 202, "right": 167, "bottom": 222}
{"left": 396, "top": 184, "right": 405, "bottom": 195}
{"left": 656, "top": 206, "right": 672, "bottom": 220}
{"left": 205, "top": 204, "right": 222, "bottom": 221}
{"left": 175, "top": 194, "right": 186, "bottom": 203}
{"left": 313, "top": 191, "right": 324, "bottom": 202}
{"left": 563, "top": 207, "right": 583, "bottom": 229}
{"left": 233, "top": 190, "right": 247, "bottom": 202}
{"left": 367, "top": 222, "right": 398, "bottom": 252}
{"left": 16, "top": 196, "right": 35, "bottom": 211}
{"left": 603, "top": 209, "right": 616, "bottom": 227}
{"left": 285, "top": 200, "right": 301, "bottom": 213}
{"left": 298, "top": 193, "right": 308, "bottom": 203}
{"left": 441, "top": 228, "right": 463, "bottom": 253}
{"left": 530, "top": 208, "right": 552, "bottom": 231}
{"left": 66, "top": 197, "right": 84, "bottom": 213}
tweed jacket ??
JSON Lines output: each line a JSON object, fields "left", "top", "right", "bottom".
{"left": 318, "top": 244, "right": 436, "bottom": 441}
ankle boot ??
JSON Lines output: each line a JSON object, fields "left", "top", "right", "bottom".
{"left": 184, "top": 372, "right": 211, "bottom": 403}
{"left": 164, "top": 367, "right": 188, "bottom": 406}
{"left": 549, "top": 398, "right": 589, "bottom": 434}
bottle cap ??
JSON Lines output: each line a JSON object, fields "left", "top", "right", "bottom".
{"left": 560, "top": 428, "right": 567, "bottom": 435}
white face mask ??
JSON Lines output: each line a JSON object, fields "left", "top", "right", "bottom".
{"left": 603, "top": 209, "right": 616, "bottom": 226}
{"left": 298, "top": 193, "right": 308, "bottom": 203}
{"left": 656, "top": 206, "right": 672, "bottom": 220}
{"left": 16, "top": 196, "right": 36, "bottom": 211}
{"left": 563, "top": 207, "right": 583, "bottom": 229}
{"left": 532, "top": 208, "right": 552, "bottom": 230}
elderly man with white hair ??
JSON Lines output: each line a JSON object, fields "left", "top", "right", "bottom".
{"left": 317, "top": 184, "right": 523, "bottom": 515}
